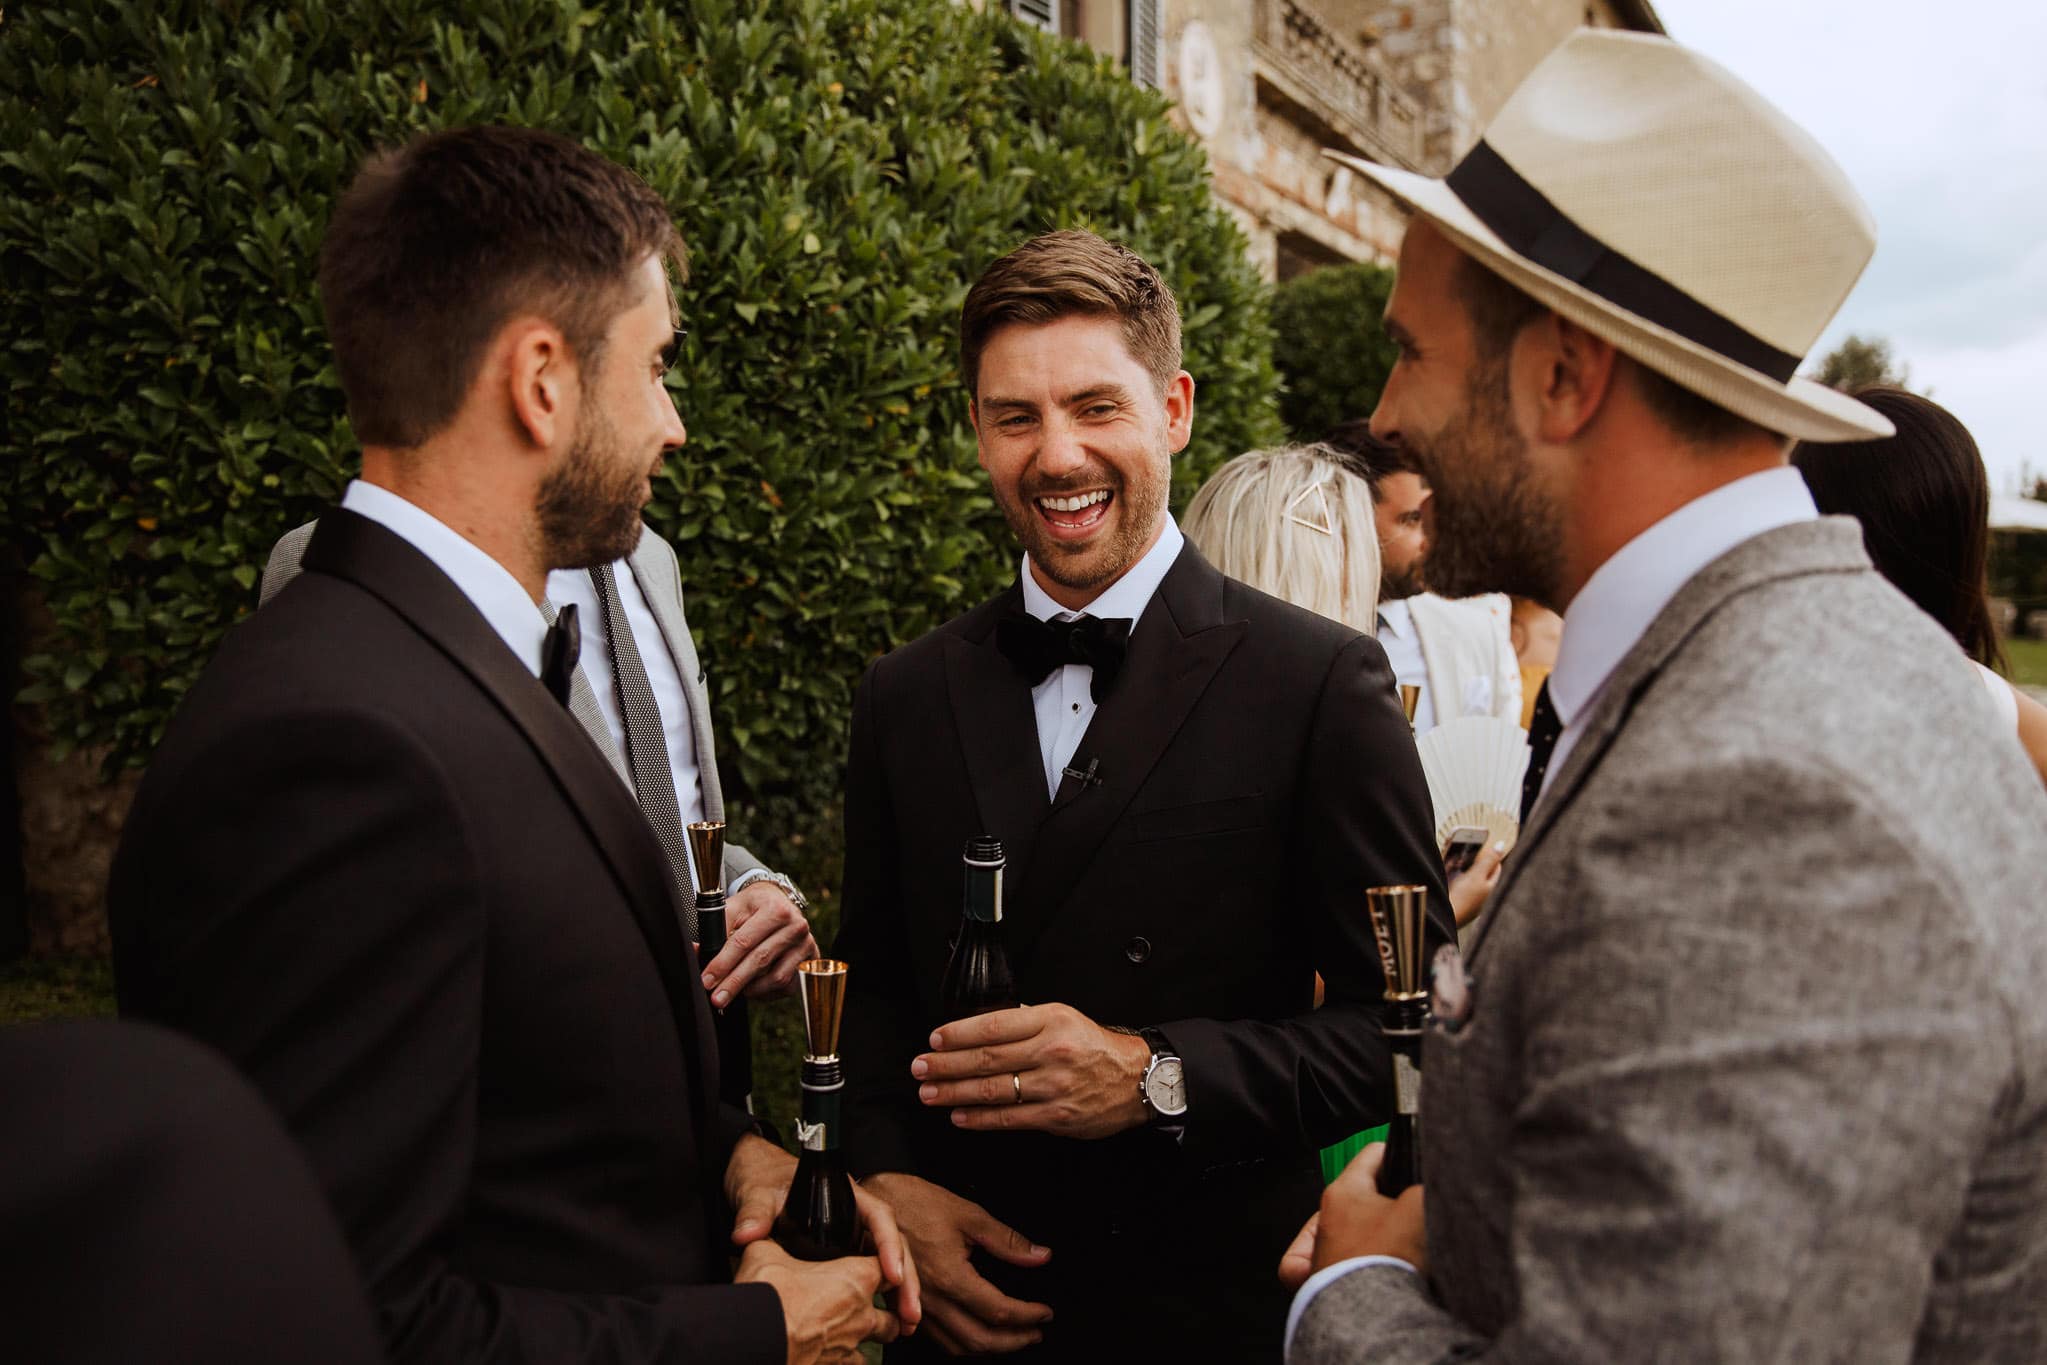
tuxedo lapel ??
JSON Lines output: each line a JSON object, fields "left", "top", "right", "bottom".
{"left": 624, "top": 527, "right": 724, "bottom": 821}
{"left": 1469, "top": 520, "right": 1868, "bottom": 964}
{"left": 1007, "top": 544, "right": 1246, "bottom": 963}
{"left": 943, "top": 586, "right": 1051, "bottom": 889}
{"left": 302, "top": 510, "right": 718, "bottom": 1126}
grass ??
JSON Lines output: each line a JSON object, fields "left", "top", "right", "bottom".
{"left": 0, "top": 954, "right": 115, "bottom": 1024}
{"left": 2005, "top": 636, "right": 2047, "bottom": 690}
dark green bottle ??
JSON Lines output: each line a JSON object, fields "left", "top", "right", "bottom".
{"left": 772, "top": 959, "right": 860, "bottom": 1260}
{"left": 939, "top": 836, "right": 1018, "bottom": 1017}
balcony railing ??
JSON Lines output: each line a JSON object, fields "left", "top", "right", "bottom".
{"left": 1252, "top": 0, "right": 1424, "bottom": 170}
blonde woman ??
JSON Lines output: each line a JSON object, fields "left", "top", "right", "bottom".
{"left": 1181, "top": 443, "right": 1382, "bottom": 636}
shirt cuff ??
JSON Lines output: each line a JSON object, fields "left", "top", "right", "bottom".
{"left": 1284, "top": 1255, "right": 1418, "bottom": 1360}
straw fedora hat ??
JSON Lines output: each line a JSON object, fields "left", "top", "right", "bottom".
{"left": 1326, "top": 31, "right": 1891, "bottom": 442}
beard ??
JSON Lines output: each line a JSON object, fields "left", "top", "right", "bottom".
{"left": 1377, "top": 559, "right": 1426, "bottom": 602}
{"left": 1405, "top": 357, "right": 1565, "bottom": 606}
{"left": 993, "top": 452, "right": 1171, "bottom": 597}
{"left": 536, "top": 402, "right": 652, "bottom": 571}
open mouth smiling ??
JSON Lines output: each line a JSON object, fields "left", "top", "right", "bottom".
{"left": 1035, "top": 488, "right": 1113, "bottom": 535}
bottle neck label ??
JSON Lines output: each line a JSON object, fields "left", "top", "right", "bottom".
{"left": 797, "top": 1081, "right": 843, "bottom": 1152}
{"left": 1393, "top": 1053, "right": 1421, "bottom": 1117}
{"left": 964, "top": 862, "right": 1005, "bottom": 924}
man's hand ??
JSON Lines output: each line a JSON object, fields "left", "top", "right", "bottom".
{"left": 1448, "top": 841, "right": 1507, "bottom": 928}
{"left": 703, "top": 882, "right": 818, "bottom": 1005}
{"left": 736, "top": 1238, "right": 897, "bottom": 1365}
{"left": 863, "top": 1172, "right": 1053, "bottom": 1356}
{"left": 725, "top": 1135, "right": 923, "bottom": 1335}
{"left": 913, "top": 1003, "right": 1152, "bottom": 1139}
{"left": 1278, "top": 1144, "right": 1427, "bottom": 1289}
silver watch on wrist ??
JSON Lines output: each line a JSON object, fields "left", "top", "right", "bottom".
{"left": 1136, "top": 1027, "right": 1188, "bottom": 1123}
{"left": 726, "top": 867, "right": 808, "bottom": 912}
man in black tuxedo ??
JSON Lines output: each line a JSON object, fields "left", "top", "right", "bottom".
{"left": 110, "top": 125, "right": 915, "bottom": 1365}
{"left": 833, "top": 230, "right": 1451, "bottom": 1360}
{"left": 1, "top": 1020, "right": 381, "bottom": 1365}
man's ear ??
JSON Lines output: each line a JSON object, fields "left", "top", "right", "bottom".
{"left": 504, "top": 319, "right": 574, "bottom": 450}
{"left": 1529, "top": 314, "right": 1618, "bottom": 445}
{"left": 1163, "top": 370, "right": 1196, "bottom": 453}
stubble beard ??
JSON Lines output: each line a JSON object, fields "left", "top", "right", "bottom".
{"left": 1377, "top": 560, "right": 1426, "bottom": 603}
{"left": 1408, "top": 357, "right": 1565, "bottom": 606}
{"left": 536, "top": 402, "right": 651, "bottom": 572}
{"left": 998, "top": 452, "right": 1171, "bottom": 596}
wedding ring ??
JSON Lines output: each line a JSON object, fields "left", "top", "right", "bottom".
{"left": 1012, "top": 1072, "right": 1024, "bottom": 1104}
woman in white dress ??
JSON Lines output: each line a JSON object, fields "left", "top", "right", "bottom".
{"left": 1793, "top": 386, "right": 2047, "bottom": 786}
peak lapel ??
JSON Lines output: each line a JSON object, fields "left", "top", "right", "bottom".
{"left": 1007, "top": 544, "right": 1245, "bottom": 963}
{"left": 1469, "top": 519, "right": 1870, "bottom": 963}
{"left": 301, "top": 510, "right": 718, "bottom": 1126}
{"left": 943, "top": 587, "right": 1050, "bottom": 880}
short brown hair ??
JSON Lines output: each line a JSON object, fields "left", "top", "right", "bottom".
{"left": 319, "top": 125, "right": 685, "bottom": 448}
{"left": 1323, "top": 417, "right": 1422, "bottom": 490}
{"left": 1452, "top": 254, "right": 1771, "bottom": 448}
{"left": 958, "top": 230, "right": 1181, "bottom": 400}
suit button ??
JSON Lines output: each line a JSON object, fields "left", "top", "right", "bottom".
{"left": 1124, "top": 936, "right": 1151, "bottom": 964}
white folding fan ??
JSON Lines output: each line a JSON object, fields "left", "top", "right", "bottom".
{"left": 1412, "top": 714, "right": 1530, "bottom": 853}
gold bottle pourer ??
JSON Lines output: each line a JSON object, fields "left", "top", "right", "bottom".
{"left": 1398, "top": 685, "right": 1422, "bottom": 727}
{"left": 795, "top": 959, "right": 849, "bottom": 1062}
{"left": 685, "top": 821, "right": 726, "bottom": 897}
{"left": 1365, "top": 885, "right": 1431, "bottom": 1001}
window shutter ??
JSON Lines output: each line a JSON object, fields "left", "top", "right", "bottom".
{"left": 1126, "top": 0, "right": 1163, "bottom": 89}
{"left": 1008, "top": 0, "right": 1058, "bottom": 33}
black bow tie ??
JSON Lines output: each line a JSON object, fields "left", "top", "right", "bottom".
{"left": 996, "top": 610, "right": 1132, "bottom": 703}
{"left": 541, "top": 603, "right": 580, "bottom": 707}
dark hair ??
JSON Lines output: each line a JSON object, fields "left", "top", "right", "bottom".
{"left": 1322, "top": 416, "right": 1421, "bottom": 490}
{"left": 959, "top": 229, "right": 1180, "bottom": 400}
{"left": 319, "top": 125, "right": 685, "bottom": 448}
{"left": 1452, "top": 254, "right": 1774, "bottom": 448}
{"left": 1793, "top": 387, "right": 2006, "bottom": 671}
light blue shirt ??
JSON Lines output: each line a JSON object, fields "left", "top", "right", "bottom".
{"left": 1018, "top": 517, "right": 1185, "bottom": 798}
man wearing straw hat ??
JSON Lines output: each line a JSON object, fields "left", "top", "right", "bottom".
{"left": 1280, "top": 30, "right": 2047, "bottom": 1363}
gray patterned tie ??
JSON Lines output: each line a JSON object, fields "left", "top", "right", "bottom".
{"left": 590, "top": 564, "right": 697, "bottom": 939}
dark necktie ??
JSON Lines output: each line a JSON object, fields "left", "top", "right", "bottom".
{"left": 540, "top": 604, "right": 580, "bottom": 708}
{"left": 995, "top": 610, "right": 1133, "bottom": 702}
{"left": 1519, "top": 678, "right": 1562, "bottom": 827}
{"left": 590, "top": 564, "right": 697, "bottom": 938}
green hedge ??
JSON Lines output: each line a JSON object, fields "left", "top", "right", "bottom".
{"left": 0, "top": 0, "right": 1283, "bottom": 831}
{"left": 1271, "top": 259, "right": 1396, "bottom": 441}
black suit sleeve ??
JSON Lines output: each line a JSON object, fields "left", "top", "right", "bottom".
{"left": 1161, "top": 635, "right": 1454, "bottom": 1163}
{"left": 832, "top": 664, "right": 926, "bottom": 1179}
{"left": 112, "top": 708, "right": 784, "bottom": 1365}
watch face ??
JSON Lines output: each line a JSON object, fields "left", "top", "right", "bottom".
{"left": 1145, "top": 1056, "right": 1188, "bottom": 1116}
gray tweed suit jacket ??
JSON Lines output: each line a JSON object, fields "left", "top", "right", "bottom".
{"left": 1292, "top": 518, "right": 2047, "bottom": 1364}
{"left": 262, "top": 519, "right": 769, "bottom": 890}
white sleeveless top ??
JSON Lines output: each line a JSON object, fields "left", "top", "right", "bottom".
{"left": 1974, "top": 660, "right": 2020, "bottom": 732}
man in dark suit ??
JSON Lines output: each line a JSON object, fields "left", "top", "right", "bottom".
{"left": 1, "top": 1020, "right": 381, "bottom": 1365}
{"left": 110, "top": 125, "right": 915, "bottom": 1365}
{"left": 832, "top": 230, "right": 1451, "bottom": 1360}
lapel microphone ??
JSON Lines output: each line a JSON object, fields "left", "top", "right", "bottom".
{"left": 1060, "top": 756, "right": 1104, "bottom": 788}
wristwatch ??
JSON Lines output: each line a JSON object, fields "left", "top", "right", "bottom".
{"left": 1136, "top": 1027, "right": 1188, "bottom": 1124}
{"left": 726, "top": 868, "right": 809, "bottom": 913}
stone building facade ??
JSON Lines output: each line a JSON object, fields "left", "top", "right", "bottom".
{"left": 1010, "top": 0, "right": 1664, "bottom": 280}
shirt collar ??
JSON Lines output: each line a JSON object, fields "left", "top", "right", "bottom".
{"left": 1376, "top": 597, "right": 1415, "bottom": 639}
{"left": 341, "top": 479, "right": 550, "bottom": 678}
{"left": 1549, "top": 466, "right": 1816, "bottom": 729}
{"left": 1019, "top": 516, "right": 1185, "bottom": 626}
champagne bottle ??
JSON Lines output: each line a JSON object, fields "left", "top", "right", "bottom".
{"left": 685, "top": 821, "right": 753, "bottom": 1109}
{"left": 939, "top": 835, "right": 1018, "bottom": 1017}
{"left": 1365, "top": 885, "right": 1429, "bottom": 1196}
{"left": 772, "top": 959, "right": 861, "bottom": 1261}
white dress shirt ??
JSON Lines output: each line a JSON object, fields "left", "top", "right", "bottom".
{"left": 547, "top": 561, "right": 707, "bottom": 888}
{"left": 1374, "top": 597, "right": 1435, "bottom": 735}
{"left": 1542, "top": 466, "right": 1818, "bottom": 796}
{"left": 342, "top": 481, "right": 548, "bottom": 677}
{"left": 1018, "top": 518, "right": 1185, "bottom": 798}
{"left": 1283, "top": 468, "right": 1822, "bottom": 1360}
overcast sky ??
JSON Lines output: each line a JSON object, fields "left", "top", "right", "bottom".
{"left": 1653, "top": 1, "right": 2047, "bottom": 495}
